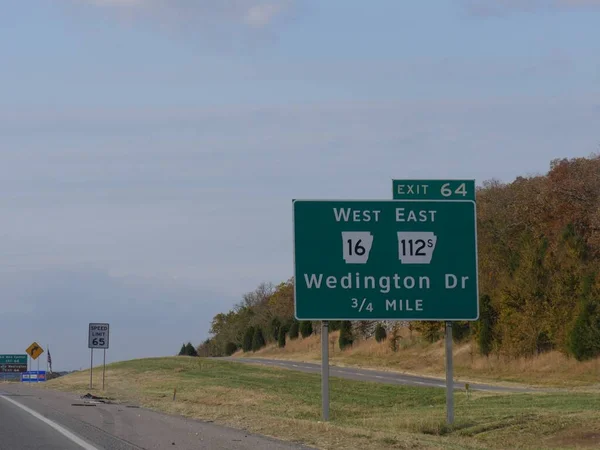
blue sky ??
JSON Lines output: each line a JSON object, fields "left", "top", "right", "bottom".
{"left": 1, "top": 0, "right": 599, "bottom": 370}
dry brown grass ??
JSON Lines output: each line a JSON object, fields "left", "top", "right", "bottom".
{"left": 238, "top": 331, "right": 600, "bottom": 387}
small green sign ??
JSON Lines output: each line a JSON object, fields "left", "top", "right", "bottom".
{"left": 0, "top": 355, "right": 27, "bottom": 365}
{"left": 293, "top": 200, "right": 478, "bottom": 321}
{"left": 393, "top": 180, "right": 476, "bottom": 201}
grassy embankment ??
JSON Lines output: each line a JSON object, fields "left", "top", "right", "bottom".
{"left": 236, "top": 330, "right": 600, "bottom": 388}
{"left": 46, "top": 356, "right": 600, "bottom": 450}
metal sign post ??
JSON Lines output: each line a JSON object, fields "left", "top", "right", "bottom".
{"left": 103, "top": 349, "right": 106, "bottom": 390}
{"left": 90, "top": 349, "right": 93, "bottom": 390}
{"left": 445, "top": 321, "right": 454, "bottom": 424}
{"left": 321, "top": 321, "right": 329, "bottom": 421}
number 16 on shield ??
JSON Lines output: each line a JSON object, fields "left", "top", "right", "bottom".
{"left": 342, "top": 231, "right": 374, "bottom": 264}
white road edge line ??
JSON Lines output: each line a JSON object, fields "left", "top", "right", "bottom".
{"left": 0, "top": 395, "right": 99, "bottom": 450}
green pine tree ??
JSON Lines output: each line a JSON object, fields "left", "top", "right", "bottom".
{"left": 478, "top": 295, "right": 496, "bottom": 356}
{"left": 389, "top": 324, "right": 401, "bottom": 352}
{"left": 289, "top": 320, "right": 300, "bottom": 340}
{"left": 339, "top": 321, "right": 354, "bottom": 350}
{"left": 374, "top": 323, "right": 387, "bottom": 342}
{"left": 270, "top": 317, "right": 282, "bottom": 342}
{"left": 452, "top": 321, "right": 471, "bottom": 342}
{"left": 568, "top": 300, "right": 600, "bottom": 361}
{"left": 252, "top": 328, "right": 266, "bottom": 352}
{"left": 278, "top": 327, "right": 286, "bottom": 348}
{"left": 184, "top": 342, "right": 198, "bottom": 357}
{"left": 225, "top": 342, "right": 238, "bottom": 356}
{"left": 300, "top": 321, "right": 313, "bottom": 338}
{"left": 243, "top": 327, "right": 255, "bottom": 352}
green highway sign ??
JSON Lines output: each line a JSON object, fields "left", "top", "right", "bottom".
{"left": 0, "top": 355, "right": 27, "bottom": 365}
{"left": 0, "top": 355, "right": 28, "bottom": 373}
{"left": 393, "top": 180, "right": 476, "bottom": 201}
{"left": 293, "top": 200, "right": 478, "bottom": 321}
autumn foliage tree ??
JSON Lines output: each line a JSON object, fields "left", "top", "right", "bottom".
{"left": 199, "top": 154, "right": 600, "bottom": 361}
{"left": 476, "top": 154, "right": 600, "bottom": 358}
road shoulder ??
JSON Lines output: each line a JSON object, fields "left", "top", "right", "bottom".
{"left": 1, "top": 384, "right": 315, "bottom": 450}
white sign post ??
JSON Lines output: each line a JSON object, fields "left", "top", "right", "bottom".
{"left": 88, "top": 323, "right": 110, "bottom": 390}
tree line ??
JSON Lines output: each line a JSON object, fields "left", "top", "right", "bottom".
{"left": 188, "top": 155, "right": 600, "bottom": 362}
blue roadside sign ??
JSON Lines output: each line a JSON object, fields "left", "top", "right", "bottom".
{"left": 21, "top": 371, "right": 47, "bottom": 382}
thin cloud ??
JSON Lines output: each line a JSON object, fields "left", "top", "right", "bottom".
{"left": 84, "top": 0, "right": 144, "bottom": 5}
{"left": 244, "top": 2, "right": 290, "bottom": 28}
{"left": 74, "top": 0, "right": 294, "bottom": 29}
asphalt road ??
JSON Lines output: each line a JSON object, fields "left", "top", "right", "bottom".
{"left": 0, "top": 384, "right": 314, "bottom": 450}
{"left": 0, "top": 393, "right": 83, "bottom": 450}
{"left": 221, "top": 357, "right": 543, "bottom": 393}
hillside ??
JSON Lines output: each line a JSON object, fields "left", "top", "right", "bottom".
{"left": 199, "top": 154, "right": 600, "bottom": 383}
{"left": 44, "top": 356, "right": 600, "bottom": 450}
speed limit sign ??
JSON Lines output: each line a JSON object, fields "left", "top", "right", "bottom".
{"left": 88, "top": 323, "right": 110, "bottom": 349}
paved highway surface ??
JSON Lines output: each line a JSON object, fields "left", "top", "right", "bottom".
{"left": 0, "top": 384, "right": 314, "bottom": 450}
{"left": 0, "top": 392, "right": 83, "bottom": 450}
{"left": 221, "top": 357, "right": 544, "bottom": 393}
